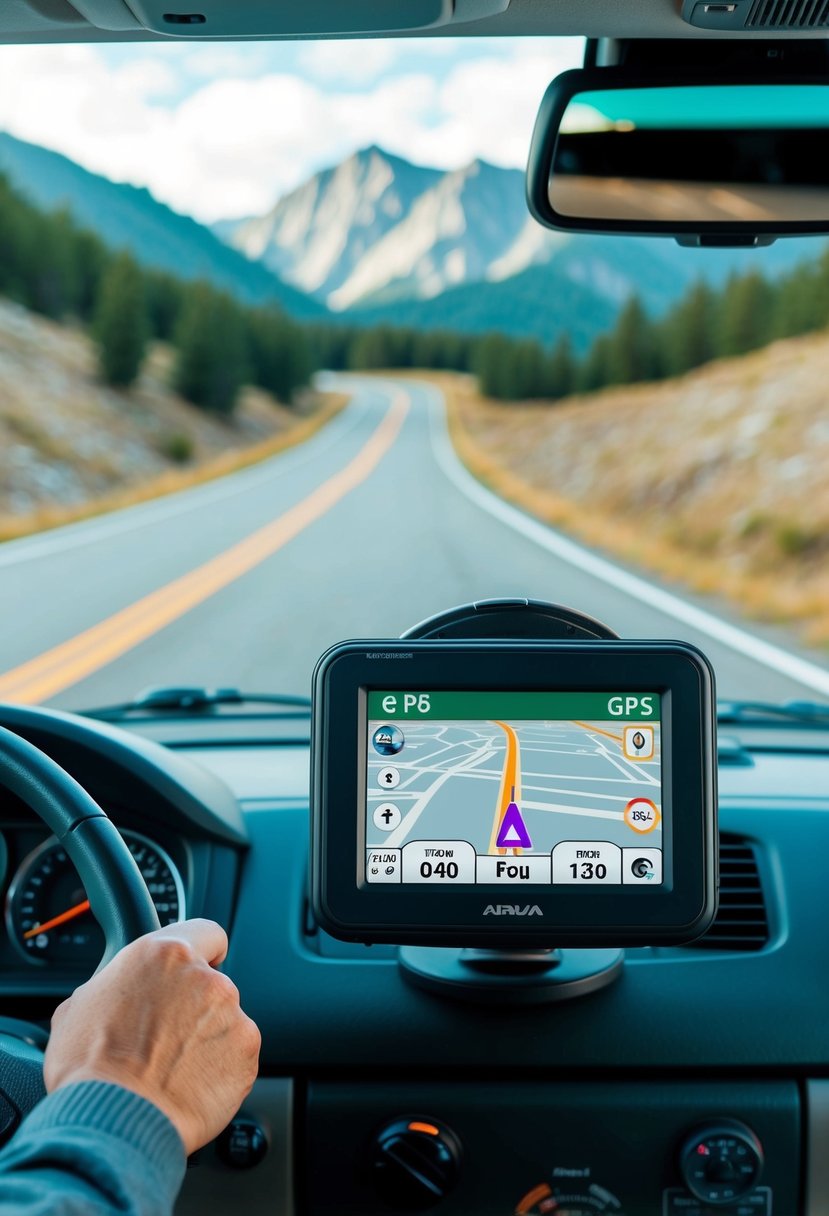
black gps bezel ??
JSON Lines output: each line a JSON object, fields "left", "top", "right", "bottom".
{"left": 310, "top": 640, "right": 717, "bottom": 948}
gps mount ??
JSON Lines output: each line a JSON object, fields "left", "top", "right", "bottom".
{"left": 396, "top": 599, "right": 625, "bottom": 1006}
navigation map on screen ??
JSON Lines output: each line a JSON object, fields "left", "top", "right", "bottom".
{"left": 364, "top": 691, "right": 663, "bottom": 888}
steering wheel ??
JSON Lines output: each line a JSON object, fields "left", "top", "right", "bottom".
{"left": 0, "top": 725, "right": 160, "bottom": 1145}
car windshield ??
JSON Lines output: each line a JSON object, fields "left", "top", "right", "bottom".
{"left": 0, "top": 37, "right": 827, "bottom": 713}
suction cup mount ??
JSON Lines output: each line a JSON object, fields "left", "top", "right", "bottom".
{"left": 398, "top": 598, "right": 624, "bottom": 1006}
{"left": 401, "top": 597, "right": 618, "bottom": 643}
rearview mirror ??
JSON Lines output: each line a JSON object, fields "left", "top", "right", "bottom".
{"left": 526, "top": 69, "right": 829, "bottom": 246}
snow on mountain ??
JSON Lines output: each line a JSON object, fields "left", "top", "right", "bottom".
{"left": 226, "top": 146, "right": 440, "bottom": 303}
{"left": 219, "top": 148, "right": 553, "bottom": 311}
{"left": 215, "top": 144, "right": 829, "bottom": 343}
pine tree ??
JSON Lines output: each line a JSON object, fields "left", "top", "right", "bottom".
{"left": 0, "top": 174, "right": 33, "bottom": 302}
{"left": 512, "top": 339, "right": 546, "bottom": 399}
{"left": 93, "top": 252, "right": 149, "bottom": 388}
{"left": 545, "top": 334, "right": 575, "bottom": 399}
{"left": 811, "top": 245, "right": 829, "bottom": 329}
{"left": 772, "top": 266, "right": 820, "bottom": 340}
{"left": 72, "top": 230, "right": 108, "bottom": 324}
{"left": 719, "top": 271, "right": 773, "bottom": 358}
{"left": 475, "top": 333, "right": 514, "bottom": 399}
{"left": 347, "top": 326, "right": 397, "bottom": 370}
{"left": 146, "top": 273, "right": 185, "bottom": 341}
{"left": 664, "top": 280, "right": 718, "bottom": 374}
{"left": 578, "top": 335, "right": 612, "bottom": 393}
{"left": 29, "top": 209, "right": 78, "bottom": 319}
{"left": 247, "top": 309, "right": 313, "bottom": 403}
{"left": 607, "top": 296, "right": 655, "bottom": 385}
{"left": 173, "top": 284, "right": 248, "bottom": 414}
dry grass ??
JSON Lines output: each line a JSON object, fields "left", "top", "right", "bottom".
{"left": 0, "top": 391, "right": 347, "bottom": 545}
{"left": 409, "top": 349, "right": 829, "bottom": 648}
{"left": 0, "top": 299, "right": 348, "bottom": 544}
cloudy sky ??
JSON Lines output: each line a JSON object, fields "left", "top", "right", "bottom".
{"left": 0, "top": 37, "right": 582, "bottom": 223}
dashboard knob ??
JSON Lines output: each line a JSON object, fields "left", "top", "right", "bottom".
{"left": 215, "top": 1117, "right": 268, "bottom": 1169}
{"left": 370, "top": 1117, "right": 462, "bottom": 1209}
{"left": 679, "top": 1120, "right": 764, "bottom": 1206}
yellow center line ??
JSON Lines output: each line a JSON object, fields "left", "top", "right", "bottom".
{"left": 0, "top": 392, "right": 410, "bottom": 705}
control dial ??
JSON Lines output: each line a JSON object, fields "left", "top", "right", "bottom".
{"left": 679, "top": 1121, "right": 763, "bottom": 1206}
{"left": 370, "top": 1117, "right": 462, "bottom": 1209}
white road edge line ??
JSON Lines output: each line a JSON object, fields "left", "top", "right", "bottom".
{"left": 419, "top": 379, "right": 829, "bottom": 700}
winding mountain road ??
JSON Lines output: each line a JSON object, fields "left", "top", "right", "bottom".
{"left": 0, "top": 375, "right": 827, "bottom": 711}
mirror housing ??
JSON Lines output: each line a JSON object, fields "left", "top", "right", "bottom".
{"left": 526, "top": 67, "right": 829, "bottom": 246}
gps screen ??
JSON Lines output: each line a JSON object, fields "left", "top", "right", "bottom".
{"left": 364, "top": 691, "right": 663, "bottom": 889}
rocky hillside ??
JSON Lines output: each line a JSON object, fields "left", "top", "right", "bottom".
{"left": 443, "top": 331, "right": 829, "bottom": 645}
{"left": 0, "top": 299, "right": 314, "bottom": 537}
{"left": 217, "top": 145, "right": 829, "bottom": 350}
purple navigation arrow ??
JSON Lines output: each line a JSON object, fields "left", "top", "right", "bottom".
{"left": 496, "top": 802, "right": 532, "bottom": 849}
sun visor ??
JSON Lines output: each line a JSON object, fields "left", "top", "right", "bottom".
{"left": 79, "top": 0, "right": 510, "bottom": 36}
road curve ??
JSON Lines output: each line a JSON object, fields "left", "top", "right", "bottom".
{"left": 0, "top": 375, "right": 827, "bottom": 710}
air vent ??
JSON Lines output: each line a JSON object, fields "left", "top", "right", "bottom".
{"left": 747, "top": 0, "right": 829, "bottom": 27}
{"left": 695, "top": 836, "right": 769, "bottom": 951}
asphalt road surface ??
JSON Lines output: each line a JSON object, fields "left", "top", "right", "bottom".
{"left": 0, "top": 375, "right": 828, "bottom": 711}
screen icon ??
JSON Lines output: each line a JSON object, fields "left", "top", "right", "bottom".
{"left": 366, "top": 849, "right": 401, "bottom": 883}
{"left": 372, "top": 725, "right": 405, "bottom": 756}
{"left": 624, "top": 725, "right": 655, "bottom": 760}
{"left": 373, "top": 803, "right": 402, "bottom": 832}
{"left": 377, "top": 766, "right": 401, "bottom": 789}
{"left": 624, "top": 796, "right": 661, "bottom": 834}
{"left": 623, "top": 847, "right": 663, "bottom": 884}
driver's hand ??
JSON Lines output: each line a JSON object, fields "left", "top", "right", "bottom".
{"left": 43, "top": 919, "right": 261, "bottom": 1156}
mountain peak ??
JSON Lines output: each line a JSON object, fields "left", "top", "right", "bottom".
{"left": 347, "top": 143, "right": 412, "bottom": 171}
{"left": 453, "top": 156, "right": 514, "bottom": 180}
{"left": 210, "top": 140, "right": 819, "bottom": 336}
{"left": 353, "top": 142, "right": 386, "bottom": 161}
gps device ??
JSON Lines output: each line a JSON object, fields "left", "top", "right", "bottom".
{"left": 310, "top": 639, "right": 717, "bottom": 949}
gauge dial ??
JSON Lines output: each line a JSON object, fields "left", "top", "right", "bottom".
{"left": 6, "top": 830, "right": 185, "bottom": 968}
{"left": 515, "top": 1182, "right": 624, "bottom": 1214}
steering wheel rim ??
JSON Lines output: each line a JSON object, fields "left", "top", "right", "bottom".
{"left": 0, "top": 725, "right": 160, "bottom": 1141}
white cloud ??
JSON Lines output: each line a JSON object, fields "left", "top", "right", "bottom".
{"left": 299, "top": 40, "right": 400, "bottom": 85}
{"left": 0, "top": 38, "right": 583, "bottom": 222}
{"left": 405, "top": 43, "right": 582, "bottom": 170}
{"left": 178, "top": 44, "right": 273, "bottom": 79}
{"left": 114, "top": 57, "right": 180, "bottom": 100}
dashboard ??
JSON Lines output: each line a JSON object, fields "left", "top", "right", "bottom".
{"left": 1, "top": 702, "right": 829, "bottom": 1215}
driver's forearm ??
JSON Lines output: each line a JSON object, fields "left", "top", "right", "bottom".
{"left": 0, "top": 1081, "right": 186, "bottom": 1216}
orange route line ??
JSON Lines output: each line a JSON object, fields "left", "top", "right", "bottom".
{"left": 571, "top": 719, "right": 623, "bottom": 743}
{"left": 489, "top": 719, "right": 522, "bottom": 855}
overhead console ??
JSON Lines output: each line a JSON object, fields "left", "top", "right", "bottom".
{"left": 68, "top": 0, "right": 510, "bottom": 36}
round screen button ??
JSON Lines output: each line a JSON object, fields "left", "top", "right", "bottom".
{"left": 373, "top": 804, "right": 402, "bottom": 832}
{"left": 377, "top": 767, "right": 401, "bottom": 789}
{"left": 372, "top": 725, "right": 405, "bottom": 756}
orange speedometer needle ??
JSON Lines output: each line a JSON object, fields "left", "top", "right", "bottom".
{"left": 23, "top": 898, "right": 91, "bottom": 940}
